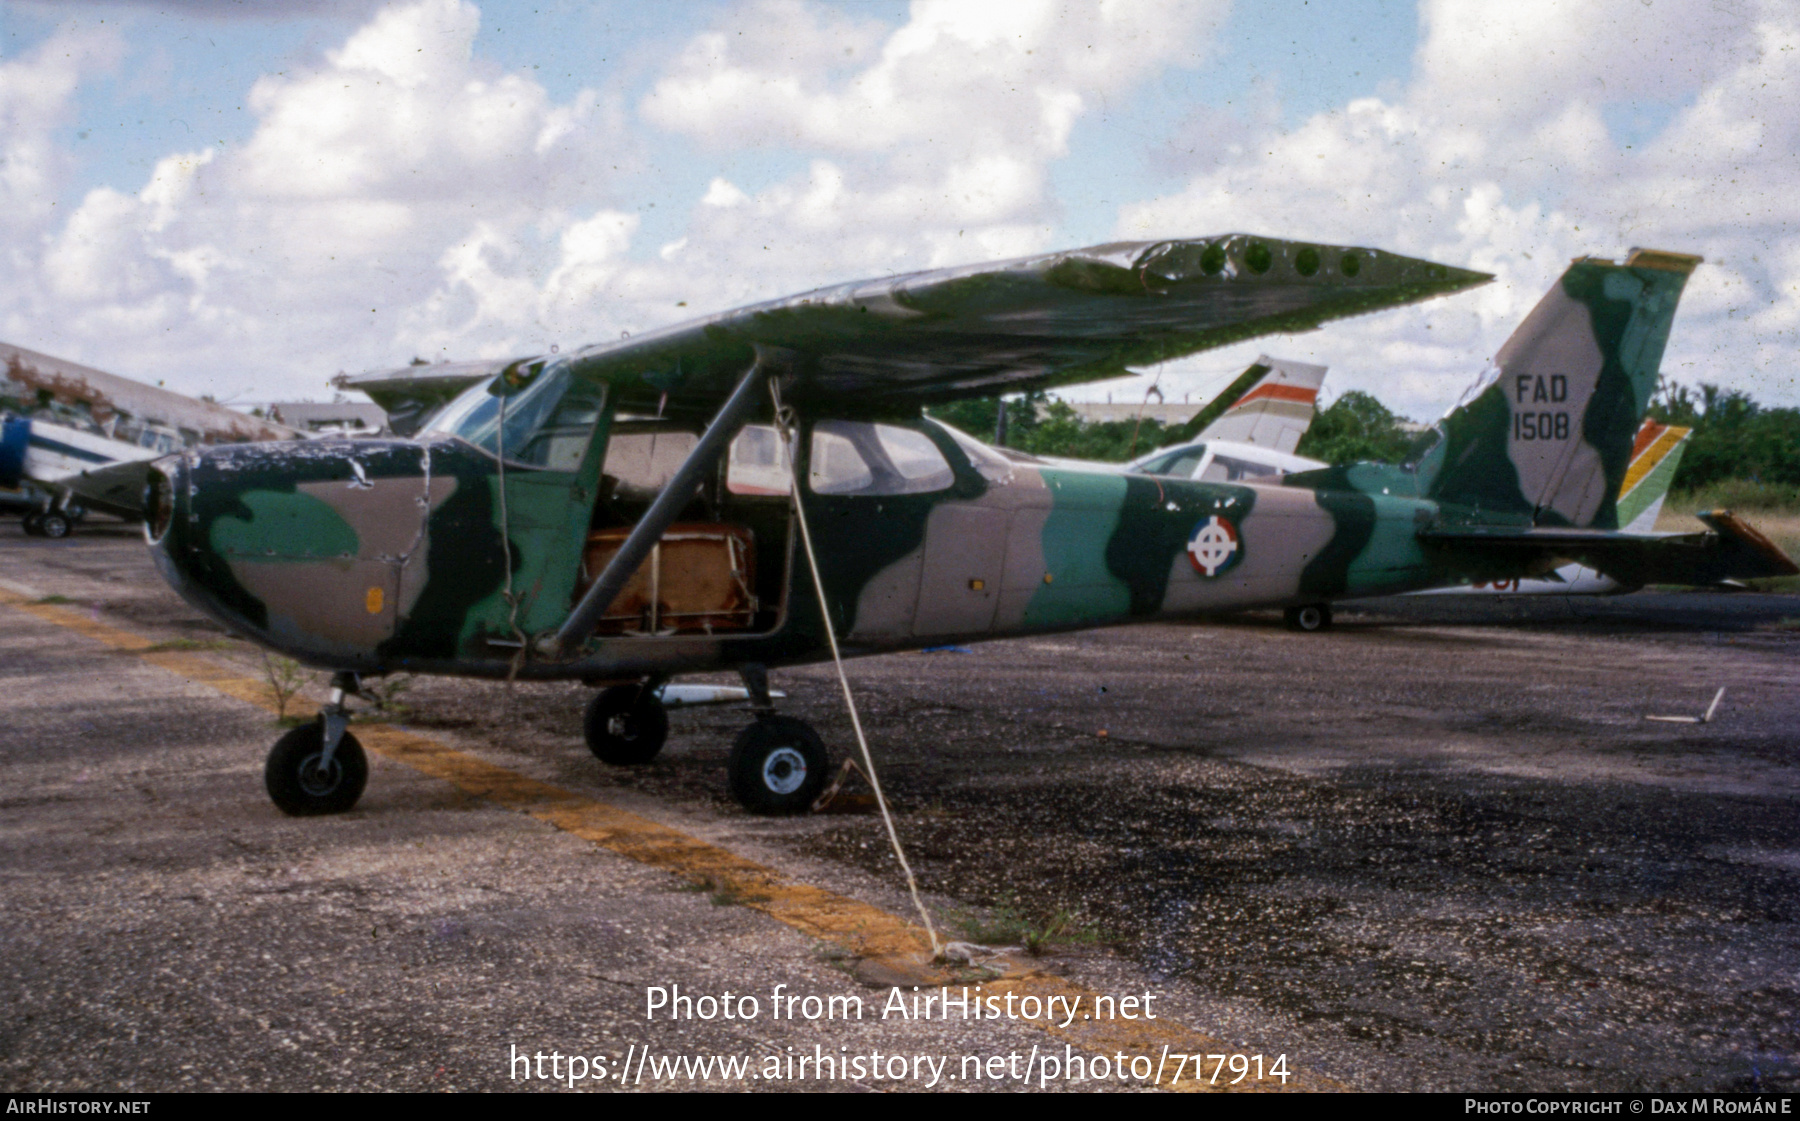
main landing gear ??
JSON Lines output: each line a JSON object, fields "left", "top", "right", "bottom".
{"left": 265, "top": 671, "right": 368, "bottom": 816}
{"left": 1283, "top": 603, "right": 1333, "bottom": 632}
{"left": 583, "top": 680, "right": 670, "bottom": 765}
{"left": 585, "top": 663, "right": 830, "bottom": 816}
{"left": 21, "top": 510, "right": 72, "bottom": 538}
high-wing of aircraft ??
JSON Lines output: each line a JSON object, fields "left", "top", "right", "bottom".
{"left": 0, "top": 342, "right": 298, "bottom": 536}
{"left": 142, "top": 235, "right": 1794, "bottom": 819}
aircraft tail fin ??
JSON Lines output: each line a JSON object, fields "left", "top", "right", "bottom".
{"left": 1615, "top": 420, "right": 1691, "bottom": 533}
{"left": 1194, "top": 356, "right": 1327, "bottom": 454}
{"left": 1422, "top": 249, "right": 1700, "bottom": 529}
{"left": 1166, "top": 355, "right": 1326, "bottom": 451}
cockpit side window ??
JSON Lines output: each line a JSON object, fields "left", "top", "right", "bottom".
{"left": 807, "top": 421, "right": 954, "bottom": 496}
{"left": 726, "top": 424, "right": 798, "bottom": 496}
{"left": 602, "top": 421, "right": 701, "bottom": 500}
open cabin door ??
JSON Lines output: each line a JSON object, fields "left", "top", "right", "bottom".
{"left": 574, "top": 419, "right": 793, "bottom": 638}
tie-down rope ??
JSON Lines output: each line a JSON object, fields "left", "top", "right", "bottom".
{"left": 769, "top": 379, "right": 941, "bottom": 957}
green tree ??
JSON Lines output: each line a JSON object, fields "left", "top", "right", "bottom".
{"left": 1295, "top": 390, "right": 1416, "bottom": 465}
{"left": 1649, "top": 381, "right": 1800, "bottom": 488}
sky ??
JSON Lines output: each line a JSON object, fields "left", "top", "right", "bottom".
{"left": 2, "top": 0, "right": 1797, "bottom": 422}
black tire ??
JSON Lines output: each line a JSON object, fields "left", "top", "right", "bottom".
{"left": 729, "top": 715, "right": 828, "bottom": 815}
{"left": 265, "top": 722, "right": 368, "bottom": 816}
{"left": 583, "top": 685, "right": 669, "bottom": 765}
{"left": 1284, "top": 603, "right": 1332, "bottom": 632}
{"left": 37, "top": 512, "right": 71, "bottom": 539}
{"left": 21, "top": 513, "right": 43, "bottom": 537}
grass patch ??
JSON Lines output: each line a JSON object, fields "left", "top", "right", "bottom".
{"left": 1774, "top": 617, "right": 1800, "bottom": 631}
{"left": 951, "top": 893, "right": 1102, "bottom": 956}
{"left": 32, "top": 595, "right": 72, "bottom": 605}
{"left": 1668, "top": 481, "right": 1800, "bottom": 514}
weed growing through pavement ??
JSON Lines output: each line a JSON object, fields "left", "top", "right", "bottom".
{"left": 262, "top": 653, "right": 312, "bottom": 725}
{"left": 952, "top": 892, "right": 1102, "bottom": 956}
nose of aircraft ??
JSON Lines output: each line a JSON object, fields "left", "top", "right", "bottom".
{"left": 146, "top": 439, "right": 435, "bottom": 669}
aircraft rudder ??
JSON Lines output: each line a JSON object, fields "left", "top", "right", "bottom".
{"left": 1615, "top": 421, "right": 1691, "bottom": 533}
{"left": 1198, "top": 356, "right": 1327, "bottom": 454}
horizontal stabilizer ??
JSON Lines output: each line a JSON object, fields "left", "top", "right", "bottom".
{"left": 1421, "top": 510, "right": 1799, "bottom": 587}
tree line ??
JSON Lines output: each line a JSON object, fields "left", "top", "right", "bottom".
{"left": 929, "top": 381, "right": 1798, "bottom": 489}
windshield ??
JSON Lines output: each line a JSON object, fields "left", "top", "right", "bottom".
{"left": 422, "top": 362, "right": 608, "bottom": 470}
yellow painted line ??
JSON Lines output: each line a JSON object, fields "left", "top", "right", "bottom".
{"left": 0, "top": 587, "right": 1336, "bottom": 1092}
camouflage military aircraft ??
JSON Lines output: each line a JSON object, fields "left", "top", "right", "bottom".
{"left": 143, "top": 235, "right": 1792, "bottom": 819}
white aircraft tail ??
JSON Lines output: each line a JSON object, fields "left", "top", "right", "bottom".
{"left": 1193, "top": 355, "right": 1326, "bottom": 454}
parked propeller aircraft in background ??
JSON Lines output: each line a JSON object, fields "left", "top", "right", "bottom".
{"left": 143, "top": 236, "right": 1794, "bottom": 820}
{"left": 1010, "top": 354, "right": 1330, "bottom": 482}
{"left": 1, "top": 342, "right": 298, "bottom": 536}
{"left": 1120, "top": 355, "right": 1329, "bottom": 481}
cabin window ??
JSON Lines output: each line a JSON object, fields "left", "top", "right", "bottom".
{"left": 726, "top": 424, "right": 798, "bottom": 496}
{"left": 424, "top": 362, "right": 607, "bottom": 470}
{"left": 808, "top": 421, "right": 953, "bottom": 496}
{"left": 1136, "top": 446, "right": 1207, "bottom": 478}
{"left": 1198, "top": 454, "right": 1281, "bottom": 483}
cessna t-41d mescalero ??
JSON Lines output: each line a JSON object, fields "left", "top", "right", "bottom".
{"left": 143, "top": 235, "right": 1794, "bottom": 818}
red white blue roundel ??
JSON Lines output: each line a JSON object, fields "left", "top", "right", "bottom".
{"left": 1187, "top": 515, "right": 1241, "bottom": 576}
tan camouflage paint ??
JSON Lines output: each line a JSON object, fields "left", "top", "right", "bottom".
{"left": 226, "top": 473, "right": 458, "bottom": 653}
{"left": 1490, "top": 282, "right": 1610, "bottom": 525}
{"left": 1159, "top": 485, "right": 1339, "bottom": 613}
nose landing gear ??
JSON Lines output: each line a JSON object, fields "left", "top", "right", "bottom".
{"left": 264, "top": 671, "right": 368, "bottom": 816}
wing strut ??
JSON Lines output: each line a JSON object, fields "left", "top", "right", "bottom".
{"left": 539, "top": 350, "right": 774, "bottom": 658}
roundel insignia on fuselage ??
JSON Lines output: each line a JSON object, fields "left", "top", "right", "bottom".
{"left": 1187, "top": 515, "right": 1241, "bottom": 577}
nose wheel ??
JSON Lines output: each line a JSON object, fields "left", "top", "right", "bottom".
{"left": 264, "top": 671, "right": 368, "bottom": 815}
{"left": 265, "top": 721, "right": 367, "bottom": 816}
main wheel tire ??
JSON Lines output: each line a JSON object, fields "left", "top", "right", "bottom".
{"left": 37, "top": 512, "right": 71, "bottom": 539}
{"left": 729, "top": 715, "right": 828, "bottom": 815}
{"left": 21, "top": 513, "right": 43, "bottom": 537}
{"left": 1283, "top": 603, "right": 1332, "bottom": 632}
{"left": 265, "top": 722, "right": 367, "bottom": 816}
{"left": 583, "top": 685, "right": 669, "bottom": 765}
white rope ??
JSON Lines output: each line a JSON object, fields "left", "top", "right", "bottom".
{"left": 769, "top": 379, "right": 941, "bottom": 957}
{"left": 494, "top": 387, "right": 529, "bottom": 682}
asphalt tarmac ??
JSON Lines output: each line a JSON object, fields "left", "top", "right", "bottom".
{"left": 2, "top": 524, "right": 1797, "bottom": 1092}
